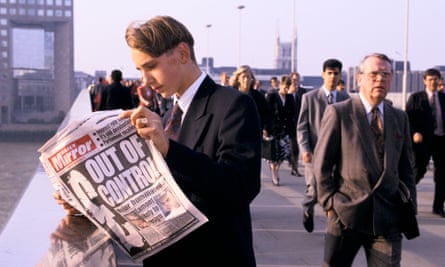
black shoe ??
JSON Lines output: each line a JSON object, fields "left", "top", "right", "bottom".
{"left": 291, "top": 169, "right": 302, "bottom": 177}
{"left": 303, "top": 211, "right": 314, "bottom": 232}
{"left": 433, "top": 209, "right": 445, "bottom": 217}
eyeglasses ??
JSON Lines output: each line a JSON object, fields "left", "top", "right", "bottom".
{"left": 362, "top": 71, "right": 392, "bottom": 80}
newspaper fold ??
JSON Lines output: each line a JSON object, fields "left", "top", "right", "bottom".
{"left": 38, "top": 110, "right": 208, "bottom": 262}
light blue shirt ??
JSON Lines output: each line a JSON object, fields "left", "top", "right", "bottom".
{"left": 359, "top": 93, "right": 384, "bottom": 126}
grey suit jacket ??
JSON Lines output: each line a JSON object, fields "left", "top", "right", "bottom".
{"left": 297, "top": 87, "right": 349, "bottom": 154}
{"left": 314, "top": 96, "right": 416, "bottom": 235}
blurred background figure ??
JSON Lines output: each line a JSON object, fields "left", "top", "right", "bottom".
{"left": 88, "top": 76, "right": 107, "bottom": 112}
{"left": 287, "top": 71, "right": 306, "bottom": 176}
{"left": 230, "top": 65, "right": 269, "bottom": 136}
{"left": 438, "top": 77, "right": 445, "bottom": 92}
{"left": 97, "top": 69, "right": 133, "bottom": 111}
{"left": 265, "top": 75, "right": 295, "bottom": 186}
{"left": 220, "top": 71, "right": 230, "bottom": 86}
{"left": 336, "top": 79, "right": 346, "bottom": 92}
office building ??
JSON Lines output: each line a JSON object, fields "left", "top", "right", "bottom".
{"left": 0, "top": 0, "right": 74, "bottom": 125}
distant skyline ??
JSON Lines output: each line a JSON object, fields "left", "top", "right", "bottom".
{"left": 74, "top": 0, "right": 445, "bottom": 78}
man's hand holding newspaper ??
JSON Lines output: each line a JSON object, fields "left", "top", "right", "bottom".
{"left": 39, "top": 110, "right": 208, "bottom": 262}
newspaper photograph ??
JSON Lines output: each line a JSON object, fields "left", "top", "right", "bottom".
{"left": 38, "top": 110, "right": 208, "bottom": 262}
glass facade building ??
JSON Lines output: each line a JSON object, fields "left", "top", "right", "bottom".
{"left": 0, "top": 0, "right": 74, "bottom": 124}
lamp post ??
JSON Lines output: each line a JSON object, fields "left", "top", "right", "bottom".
{"left": 291, "top": 0, "right": 296, "bottom": 72}
{"left": 402, "top": 0, "right": 409, "bottom": 110}
{"left": 205, "top": 24, "right": 212, "bottom": 74}
{"left": 237, "top": 5, "right": 245, "bottom": 67}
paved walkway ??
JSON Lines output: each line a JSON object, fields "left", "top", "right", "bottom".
{"left": 252, "top": 160, "right": 445, "bottom": 267}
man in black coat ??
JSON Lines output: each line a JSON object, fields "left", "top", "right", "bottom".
{"left": 406, "top": 68, "right": 445, "bottom": 217}
{"left": 98, "top": 69, "right": 133, "bottom": 111}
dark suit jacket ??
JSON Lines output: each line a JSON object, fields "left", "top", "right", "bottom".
{"left": 247, "top": 87, "right": 270, "bottom": 131}
{"left": 314, "top": 96, "right": 416, "bottom": 236}
{"left": 98, "top": 82, "right": 133, "bottom": 111}
{"left": 143, "top": 76, "right": 261, "bottom": 267}
{"left": 293, "top": 86, "right": 307, "bottom": 122}
{"left": 265, "top": 92, "right": 296, "bottom": 137}
{"left": 406, "top": 91, "right": 445, "bottom": 151}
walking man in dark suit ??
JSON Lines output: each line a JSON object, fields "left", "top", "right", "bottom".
{"left": 406, "top": 68, "right": 445, "bottom": 217}
{"left": 98, "top": 69, "right": 133, "bottom": 111}
{"left": 314, "top": 53, "right": 417, "bottom": 266}
{"left": 297, "top": 59, "right": 349, "bottom": 232}
{"left": 288, "top": 71, "right": 306, "bottom": 177}
{"left": 120, "top": 16, "right": 261, "bottom": 267}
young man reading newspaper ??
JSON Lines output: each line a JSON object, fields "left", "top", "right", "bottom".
{"left": 55, "top": 15, "right": 261, "bottom": 267}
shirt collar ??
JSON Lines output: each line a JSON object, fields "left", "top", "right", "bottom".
{"left": 322, "top": 87, "right": 336, "bottom": 98}
{"left": 174, "top": 71, "right": 206, "bottom": 116}
{"left": 359, "top": 92, "right": 384, "bottom": 115}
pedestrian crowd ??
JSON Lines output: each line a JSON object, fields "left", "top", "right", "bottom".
{"left": 61, "top": 14, "right": 445, "bottom": 267}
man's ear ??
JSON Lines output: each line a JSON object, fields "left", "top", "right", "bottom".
{"left": 176, "top": 42, "right": 190, "bottom": 63}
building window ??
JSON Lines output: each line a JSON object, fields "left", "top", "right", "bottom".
{"left": 46, "top": 9, "right": 53, "bottom": 16}
{"left": 9, "top": 8, "right": 16, "bottom": 15}
{"left": 37, "top": 0, "right": 44, "bottom": 5}
{"left": 46, "top": 0, "right": 53, "bottom": 5}
{"left": 18, "top": 0, "right": 26, "bottom": 4}
{"left": 64, "top": 0, "right": 71, "bottom": 6}
{"left": 1, "top": 40, "right": 7, "bottom": 47}
{"left": 0, "top": 8, "right": 6, "bottom": 15}
{"left": 28, "top": 8, "right": 36, "bottom": 16}
{"left": 55, "top": 0, "right": 61, "bottom": 6}
{"left": 18, "top": 8, "right": 26, "bottom": 15}
{"left": 1, "top": 30, "right": 7, "bottom": 37}
{"left": 27, "top": 0, "right": 36, "bottom": 4}
{"left": 9, "top": 0, "right": 17, "bottom": 4}
{"left": 64, "top": 10, "right": 71, "bottom": 17}
{"left": 37, "top": 9, "right": 44, "bottom": 15}
{"left": 0, "top": 0, "right": 6, "bottom": 4}
{"left": 1, "top": 51, "right": 6, "bottom": 58}
{"left": 55, "top": 9, "right": 61, "bottom": 16}
{"left": 0, "top": 19, "right": 6, "bottom": 26}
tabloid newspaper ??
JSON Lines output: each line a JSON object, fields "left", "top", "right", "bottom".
{"left": 38, "top": 110, "right": 208, "bottom": 262}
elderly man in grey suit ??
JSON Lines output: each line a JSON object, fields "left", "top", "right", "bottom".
{"left": 297, "top": 58, "right": 349, "bottom": 232}
{"left": 313, "top": 53, "right": 417, "bottom": 266}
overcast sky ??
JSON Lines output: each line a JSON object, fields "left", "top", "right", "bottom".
{"left": 74, "top": 0, "right": 445, "bottom": 78}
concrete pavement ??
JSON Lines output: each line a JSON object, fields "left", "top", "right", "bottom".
{"left": 252, "top": 160, "right": 445, "bottom": 267}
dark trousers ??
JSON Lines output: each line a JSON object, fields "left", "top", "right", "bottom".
{"left": 432, "top": 135, "right": 445, "bottom": 211}
{"left": 288, "top": 135, "right": 299, "bottom": 171}
{"left": 324, "top": 213, "right": 402, "bottom": 267}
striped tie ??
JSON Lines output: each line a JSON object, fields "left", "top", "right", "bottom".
{"left": 165, "top": 103, "right": 183, "bottom": 141}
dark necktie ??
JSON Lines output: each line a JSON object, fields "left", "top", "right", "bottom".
{"left": 327, "top": 93, "right": 333, "bottom": 104}
{"left": 370, "top": 107, "right": 384, "bottom": 164}
{"left": 431, "top": 94, "right": 437, "bottom": 129}
{"left": 165, "top": 103, "right": 183, "bottom": 141}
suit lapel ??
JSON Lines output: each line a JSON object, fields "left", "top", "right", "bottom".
{"left": 350, "top": 97, "right": 382, "bottom": 175}
{"left": 317, "top": 88, "right": 328, "bottom": 111}
{"left": 177, "top": 77, "right": 214, "bottom": 149}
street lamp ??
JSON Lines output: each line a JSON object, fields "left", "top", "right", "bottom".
{"left": 402, "top": 0, "right": 409, "bottom": 110}
{"left": 205, "top": 24, "right": 212, "bottom": 74}
{"left": 237, "top": 5, "right": 245, "bottom": 67}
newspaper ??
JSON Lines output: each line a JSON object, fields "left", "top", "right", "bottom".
{"left": 38, "top": 110, "right": 208, "bottom": 262}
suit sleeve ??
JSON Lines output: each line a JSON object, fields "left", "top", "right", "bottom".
{"left": 313, "top": 105, "right": 341, "bottom": 211}
{"left": 165, "top": 93, "right": 261, "bottom": 207}
{"left": 398, "top": 111, "right": 417, "bottom": 207}
{"left": 297, "top": 94, "right": 312, "bottom": 154}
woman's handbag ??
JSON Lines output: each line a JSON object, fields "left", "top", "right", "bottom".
{"left": 261, "top": 136, "right": 274, "bottom": 160}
